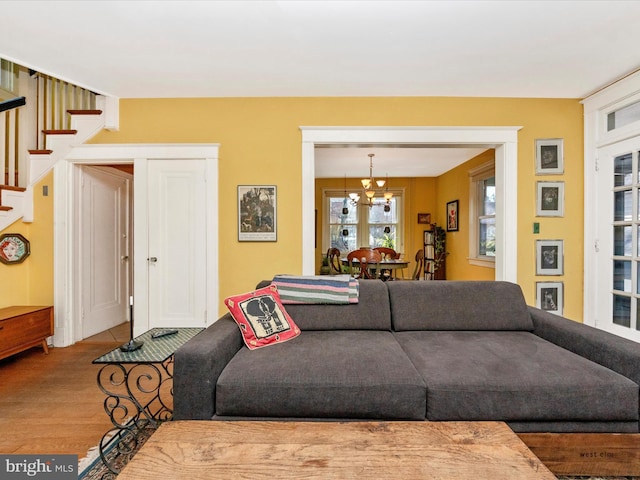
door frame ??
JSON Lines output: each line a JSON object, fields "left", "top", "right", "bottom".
{"left": 583, "top": 69, "right": 640, "bottom": 334}
{"left": 53, "top": 143, "right": 219, "bottom": 347}
{"left": 300, "top": 126, "right": 522, "bottom": 281}
{"left": 77, "top": 164, "right": 133, "bottom": 338}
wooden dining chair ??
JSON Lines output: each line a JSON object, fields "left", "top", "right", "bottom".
{"left": 373, "top": 247, "right": 399, "bottom": 260}
{"left": 374, "top": 247, "right": 399, "bottom": 280}
{"left": 347, "top": 248, "right": 382, "bottom": 279}
{"left": 327, "top": 247, "right": 342, "bottom": 274}
{"left": 412, "top": 248, "right": 424, "bottom": 280}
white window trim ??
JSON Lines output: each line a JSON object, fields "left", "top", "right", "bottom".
{"left": 468, "top": 160, "right": 496, "bottom": 268}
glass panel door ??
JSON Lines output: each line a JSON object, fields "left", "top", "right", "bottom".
{"left": 597, "top": 139, "right": 640, "bottom": 341}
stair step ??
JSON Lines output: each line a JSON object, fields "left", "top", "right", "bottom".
{"left": 0, "top": 185, "right": 26, "bottom": 193}
{"left": 42, "top": 129, "right": 78, "bottom": 135}
{"left": 0, "top": 186, "right": 25, "bottom": 211}
{"left": 67, "top": 109, "right": 103, "bottom": 115}
{"left": 29, "top": 149, "right": 53, "bottom": 155}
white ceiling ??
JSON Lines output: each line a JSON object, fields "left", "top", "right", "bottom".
{"left": 314, "top": 145, "right": 489, "bottom": 178}
{"left": 2, "top": 0, "right": 639, "bottom": 176}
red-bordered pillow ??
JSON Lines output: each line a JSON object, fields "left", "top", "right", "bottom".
{"left": 224, "top": 284, "right": 301, "bottom": 350}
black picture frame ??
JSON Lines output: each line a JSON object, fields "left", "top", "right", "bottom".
{"left": 446, "top": 200, "right": 459, "bottom": 232}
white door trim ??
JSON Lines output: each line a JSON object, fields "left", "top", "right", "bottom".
{"left": 53, "top": 143, "right": 219, "bottom": 347}
{"left": 300, "top": 126, "right": 522, "bottom": 282}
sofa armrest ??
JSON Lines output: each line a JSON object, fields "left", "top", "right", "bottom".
{"left": 529, "top": 306, "right": 640, "bottom": 386}
{"left": 173, "top": 314, "right": 243, "bottom": 420}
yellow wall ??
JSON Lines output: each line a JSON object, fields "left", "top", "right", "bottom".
{"left": 435, "top": 150, "right": 496, "bottom": 281}
{"left": 0, "top": 172, "right": 54, "bottom": 307}
{"left": 1, "top": 96, "right": 584, "bottom": 320}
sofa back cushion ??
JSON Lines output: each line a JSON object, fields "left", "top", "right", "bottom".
{"left": 388, "top": 281, "right": 534, "bottom": 331}
{"left": 256, "top": 279, "right": 391, "bottom": 330}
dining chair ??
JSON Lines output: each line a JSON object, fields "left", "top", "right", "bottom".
{"left": 347, "top": 248, "right": 382, "bottom": 279}
{"left": 374, "top": 247, "right": 399, "bottom": 280}
{"left": 373, "top": 247, "right": 399, "bottom": 260}
{"left": 412, "top": 248, "right": 424, "bottom": 280}
{"left": 327, "top": 247, "right": 342, "bottom": 274}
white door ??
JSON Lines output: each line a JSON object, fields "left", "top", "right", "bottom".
{"left": 147, "top": 159, "right": 207, "bottom": 328}
{"left": 595, "top": 137, "right": 640, "bottom": 342}
{"left": 81, "top": 166, "right": 132, "bottom": 338}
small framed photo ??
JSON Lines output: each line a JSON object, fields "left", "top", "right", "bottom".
{"left": 536, "top": 281, "right": 564, "bottom": 316}
{"left": 0, "top": 233, "right": 30, "bottom": 265}
{"left": 536, "top": 239, "right": 563, "bottom": 275}
{"left": 535, "top": 138, "right": 564, "bottom": 175}
{"left": 536, "top": 181, "right": 564, "bottom": 217}
{"left": 446, "top": 200, "right": 459, "bottom": 232}
{"left": 238, "top": 185, "right": 277, "bottom": 242}
{"left": 417, "top": 213, "right": 431, "bottom": 224}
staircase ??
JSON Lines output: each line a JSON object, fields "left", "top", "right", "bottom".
{"left": 0, "top": 63, "right": 114, "bottom": 231}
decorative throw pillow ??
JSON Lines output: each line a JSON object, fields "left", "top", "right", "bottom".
{"left": 224, "top": 284, "right": 301, "bottom": 350}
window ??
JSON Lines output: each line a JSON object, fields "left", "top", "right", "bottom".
{"left": 468, "top": 160, "right": 496, "bottom": 267}
{"left": 324, "top": 189, "right": 403, "bottom": 254}
{"left": 607, "top": 99, "right": 640, "bottom": 132}
{"left": 0, "top": 59, "right": 17, "bottom": 97}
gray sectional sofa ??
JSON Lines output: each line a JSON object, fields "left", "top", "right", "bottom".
{"left": 173, "top": 280, "right": 640, "bottom": 435}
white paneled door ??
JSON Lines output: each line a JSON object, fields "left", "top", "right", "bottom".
{"left": 595, "top": 137, "right": 640, "bottom": 342}
{"left": 81, "top": 166, "right": 132, "bottom": 338}
{"left": 146, "top": 159, "right": 207, "bottom": 328}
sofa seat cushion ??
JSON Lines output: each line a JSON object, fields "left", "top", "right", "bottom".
{"left": 394, "top": 331, "right": 639, "bottom": 422}
{"left": 216, "top": 330, "right": 426, "bottom": 419}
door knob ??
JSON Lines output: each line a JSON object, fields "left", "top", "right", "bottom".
{"left": 148, "top": 257, "right": 158, "bottom": 263}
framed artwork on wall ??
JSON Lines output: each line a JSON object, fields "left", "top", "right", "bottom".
{"left": 536, "top": 239, "right": 564, "bottom": 275}
{"left": 536, "top": 281, "right": 564, "bottom": 316}
{"left": 238, "top": 185, "right": 277, "bottom": 242}
{"left": 0, "top": 233, "right": 30, "bottom": 265}
{"left": 536, "top": 181, "right": 564, "bottom": 217}
{"left": 535, "top": 138, "right": 564, "bottom": 175}
{"left": 417, "top": 213, "right": 431, "bottom": 224}
{"left": 446, "top": 200, "right": 459, "bottom": 232}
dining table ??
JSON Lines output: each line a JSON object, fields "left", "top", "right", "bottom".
{"left": 341, "top": 257, "right": 409, "bottom": 280}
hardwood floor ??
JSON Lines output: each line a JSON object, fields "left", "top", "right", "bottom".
{"left": 0, "top": 324, "right": 131, "bottom": 460}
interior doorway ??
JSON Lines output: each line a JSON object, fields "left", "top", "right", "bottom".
{"left": 52, "top": 143, "right": 219, "bottom": 348}
{"left": 300, "top": 126, "right": 521, "bottom": 281}
{"left": 77, "top": 165, "right": 133, "bottom": 339}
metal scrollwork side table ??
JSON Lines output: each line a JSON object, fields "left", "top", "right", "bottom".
{"left": 92, "top": 327, "right": 203, "bottom": 474}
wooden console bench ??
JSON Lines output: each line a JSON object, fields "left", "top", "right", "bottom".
{"left": 0, "top": 306, "right": 53, "bottom": 361}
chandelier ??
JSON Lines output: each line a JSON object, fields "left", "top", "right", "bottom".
{"left": 348, "top": 153, "right": 393, "bottom": 209}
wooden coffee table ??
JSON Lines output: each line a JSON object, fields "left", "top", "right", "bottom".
{"left": 117, "top": 420, "right": 556, "bottom": 479}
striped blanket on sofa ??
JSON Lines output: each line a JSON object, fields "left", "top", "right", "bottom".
{"left": 272, "top": 275, "right": 359, "bottom": 304}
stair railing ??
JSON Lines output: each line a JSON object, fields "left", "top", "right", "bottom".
{"left": 0, "top": 65, "right": 99, "bottom": 187}
{"left": 35, "top": 73, "right": 97, "bottom": 150}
